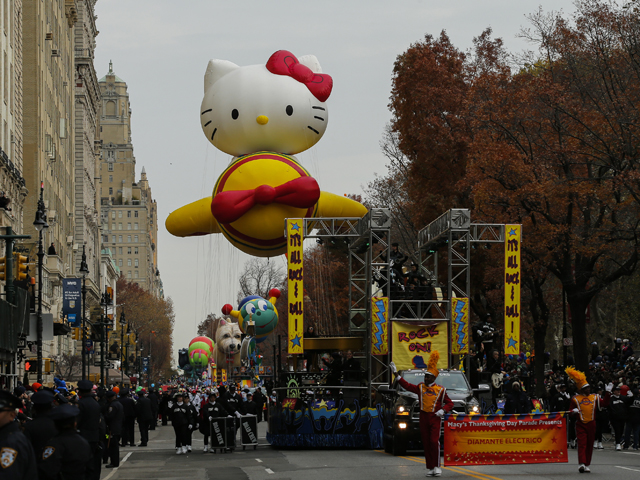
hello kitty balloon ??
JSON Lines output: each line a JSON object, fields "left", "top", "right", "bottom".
{"left": 165, "top": 50, "right": 367, "bottom": 257}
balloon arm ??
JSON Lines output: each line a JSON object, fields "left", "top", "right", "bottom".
{"left": 315, "top": 191, "right": 368, "bottom": 218}
{"left": 165, "top": 197, "right": 221, "bottom": 237}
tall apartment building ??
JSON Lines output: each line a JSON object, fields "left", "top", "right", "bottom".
{"left": 73, "top": 0, "right": 101, "bottom": 302}
{"left": 98, "top": 63, "right": 160, "bottom": 294}
{"left": 0, "top": 0, "right": 26, "bottom": 241}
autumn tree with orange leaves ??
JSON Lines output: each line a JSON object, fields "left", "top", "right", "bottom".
{"left": 385, "top": 0, "right": 640, "bottom": 383}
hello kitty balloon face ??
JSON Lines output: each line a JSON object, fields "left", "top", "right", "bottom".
{"left": 200, "top": 50, "right": 333, "bottom": 157}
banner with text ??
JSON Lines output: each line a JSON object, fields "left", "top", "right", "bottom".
{"left": 371, "top": 297, "right": 389, "bottom": 355}
{"left": 450, "top": 297, "right": 469, "bottom": 355}
{"left": 444, "top": 412, "right": 567, "bottom": 466}
{"left": 504, "top": 224, "right": 522, "bottom": 355}
{"left": 287, "top": 218, "right": 304, "bottom": 354}
{"left": 62, "top": 278, "right": 82, "bottom": 327}
{"left": 391, "top": 321, "right": 448, "bottom": 370}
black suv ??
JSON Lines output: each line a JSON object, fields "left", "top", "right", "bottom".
{"left": 378, "top": 369, "right": 481, "bottom": 456}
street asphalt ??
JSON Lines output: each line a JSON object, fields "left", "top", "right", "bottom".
{"left": 99, "top": 423, "right": 640, "bottom": 479}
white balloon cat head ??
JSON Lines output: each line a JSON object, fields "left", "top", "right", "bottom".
{"left": 200, "top": 50, "right": 333, "bottom": 157}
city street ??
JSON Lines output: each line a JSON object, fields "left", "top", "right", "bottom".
{"left": 100, "top": 423, "right": 640, "bottom": 480}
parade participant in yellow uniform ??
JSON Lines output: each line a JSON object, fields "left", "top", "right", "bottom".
{"left": 390, "top": 351, "right": 454, "bottom": 477}
{"left": 566, "top": 366, "right": 611, "bottom": 473}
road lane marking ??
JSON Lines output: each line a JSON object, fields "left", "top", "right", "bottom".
{"left": 448, "top": 466, "right": 505, "bottom": 480}
{"left": 447, "top": 467, "right": 499, "bottom": 480}
{"left": 265, "top": 468, "right": 275, "bottom": 474}
{"left": 622, "top": 451, "right": 640, "bottom": 456}
{"left": 103, "top": 452, "right": 133, "bottom": 480}
{"left": 616, "top": 466, "right": 640, "bottom": 472}
{"left": 256, "top": 458, "right": 263, "bottom": 462}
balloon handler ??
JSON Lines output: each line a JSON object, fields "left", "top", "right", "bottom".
{"left": 390, "top": 351, "right": 453, "bottom": 477}
{"left": 566, "top": 366, "right": 611, "bottom": 473}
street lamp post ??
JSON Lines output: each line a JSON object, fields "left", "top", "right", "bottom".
{"left": 79, "top": 245, "right": 89, "bottom": 381}
{"left": 119, "top": 309, "right": 126, "bottom": 385}
{"left": 99, "top": 289, "right": 111, "bottom": 388}
{"left": 32, "top": 182, "right": 48, "bottom": 383}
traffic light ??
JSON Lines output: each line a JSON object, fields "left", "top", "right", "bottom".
{"left": 25, "top": 360, "right": 37, "bottom": 372}
{"left": 72, "top": 327, "right": 80, "bottom": 340}
{"left": 14, "top": 252, "right": 28, "bottom": 281}
{"left": 44, "top": 358, "right": 54, "bottom": 374}
{"left": 0, "top": 256, "right": 5, "bottom": 281}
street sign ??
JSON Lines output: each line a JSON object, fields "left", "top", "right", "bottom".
{"left": 563, "top": 338, "right": 573, "bottom": 346}
{"left": 85, "top": 339, "right": 93, "bottom": 353}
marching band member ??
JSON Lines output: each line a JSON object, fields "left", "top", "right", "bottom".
{"left": 566, "top": 366, "right": 611, "bottom": 473}
{"left": 390, "top": 351, "right": 453, "bottom": 477}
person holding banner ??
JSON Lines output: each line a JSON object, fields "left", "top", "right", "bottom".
{"left": 566, "top": 367, "right": 611, "bottom": 473}
{"left": 390, "top": 351, "right": 453, "bottom": 477}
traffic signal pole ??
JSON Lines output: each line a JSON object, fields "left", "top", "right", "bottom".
{"left": 0, "top": 226, "right": 31, "bottom": 304}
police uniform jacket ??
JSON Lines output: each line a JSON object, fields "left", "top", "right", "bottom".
{"left": 77, "top": 394, "right": 102, "bottom": 443}
{"left": 0, "top": 420, "right": 38, "bottom": 480}
{"left": 148, "top": 391, "right": 159, "bottom": 414}
{"left": 23, "top": 413, "right": 58, "bottom": 461}
{"left": 39, "top": 429, "right": 92, "bottom": 480}
{"left": 136, "top": 396, "right": 154, "bottom": 422}
{"left": 170, "top": 403, "right": 192, "bottom": 427}
{"left": 105, "top": 400, "right": 124, "bottom": 436}
{"left": 118, "top": 396, "right": 136, "bottom": 418}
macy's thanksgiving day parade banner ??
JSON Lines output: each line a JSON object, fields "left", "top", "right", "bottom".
{"left": 444, "top": 412, "right": 567, "bottom": 466}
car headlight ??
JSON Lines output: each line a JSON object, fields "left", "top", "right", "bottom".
{"left": 396, "top": 405, "right": 409, "bottom": 416}
{"left": 466, "top": 398, "right": 480, "bottom": 414}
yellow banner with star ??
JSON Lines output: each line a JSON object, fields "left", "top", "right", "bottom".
{"left": 444, "top": 412, "right": 567, "bottom": 465}
{"left": 504, "top": 224, "right": 521, "bottom": 355}
{"left": 287, "top": 218, "right": 304, "bottom": 354}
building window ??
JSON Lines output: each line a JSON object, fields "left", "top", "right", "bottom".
{"left": 127, "top": 247, "right": 131, "bottom": 254}
{"left": 118, "top": 211, "right": 123, "bottom": 218}
{"left": 134, "top": 210, "right": 138, "bottom": 218}
{"left": 134, "top": 270, "right": 138, "bottom": 278}
{"left": 111, "top": 211, "right": 115, "bottom": 219}
{"left": 119, "top": 235, "right": 123, "bottom": 243}
{"left": 108, "top": 187, "right": 113, "bottom": 195}
{"left": 112, "top": 235, "right": 116, "bottom": 243}
{"left": 127, "top": 271, "right": 131, "bottom": 279}
{"left": 134, "top": 223, "right": 138, "bottom": 230}
{"left": 134, "top": 236, "right": 138, "bottom": 242}
{"left": 118, "top": 259, "right": 122, "bottom": 267}
{"left": 108, "top": 163, "right": 114, "bottom": 171}
{"left": 109, "top": 175, "right": 113, "bottom": 182}
{"left": 128, "top": 259, "right": 132, "bottom": 266}
{"left": 127, "top": 223, "right": 131, "bottom": 230}
{"left": 134, "top": 259, "right": 139, "bottom": 267}
{"left": 127, "top": 211, "right": 131, "bottom": 218}
{"left": 128, "top": 235, "right": 132, "bottom": 243}
{"left": 119, "top": 247, "right": 123, "bottom": 254}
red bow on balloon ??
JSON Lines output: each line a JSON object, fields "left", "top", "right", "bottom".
{"left": 266, "top": 50, "right": 333, "bottom": 102}
{"left": 211, "top": 176, "right": 320, "bottom": 224}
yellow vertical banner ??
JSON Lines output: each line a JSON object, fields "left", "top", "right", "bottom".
{"left": 504, "top": 224, "right": 522, "bottom": 355}
{"left": 451, "top": 297, "right": 469, "bottom": 355}
{"left": 287, "top": 219, "right": 304, "bottom": 354}
{"left": 371, "top": 297, "right": 389, "bottom": 355}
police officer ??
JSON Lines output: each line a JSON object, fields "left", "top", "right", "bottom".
{"left": 118, "top": 387, "right": 136, "bottom": 447}
{"left": 76, "top": 379, "right": 103, "bottom": 480}
{"left": 105, "top": 390, "right": 124, "bottom": 468}
{"left": 39, "top": 404, "right": 92, "bottom": 480}
{"left": 135, "top": 388, "right": 153, "bottom": 446}
{"left": 170, "top": 392, "right": 192, "bottom": 455}
{"left": 23, "top": 390, "right": 58, "bottom": 465}
{"left": 0, "top": 390, "right": 38, "bottom": 479}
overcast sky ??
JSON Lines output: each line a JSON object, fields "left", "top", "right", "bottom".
{"left": 93, "top": 0, "right": 577, "bottom": 364}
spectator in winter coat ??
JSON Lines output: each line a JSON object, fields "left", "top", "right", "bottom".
{"left": 624, "top": 388, "right": 640, "bottom": 450}
{"left": 504, "top": 382, "right": 532, "bottom": 414}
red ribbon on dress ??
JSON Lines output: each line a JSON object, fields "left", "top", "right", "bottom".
{"left": 211, "top": 176, "right": 320, "bottom": 224}
{"left": 266, "top": 50, "right": 333, "bottom": 103}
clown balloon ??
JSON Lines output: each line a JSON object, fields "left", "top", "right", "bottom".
{"left": 165, "top": 50, "right": 368, "bottom": 257}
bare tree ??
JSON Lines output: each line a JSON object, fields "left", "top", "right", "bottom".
{"left": 53, "top": 353, "right": 82, "bottom": 380}
{"left": 237, "top": 257, "right": 286, "bottom": 302}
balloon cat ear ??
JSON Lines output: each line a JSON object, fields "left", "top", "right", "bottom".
{"left": 298, "top": 55, "right": 322, "bottom": 73}
{"left": 204, "top": 59, "right": 239, "bottom": 93}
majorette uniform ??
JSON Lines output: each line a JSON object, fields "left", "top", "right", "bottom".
{"left": 566, "top": 367, "right": 610, "bottom": 470}
{"left": 396, "top": 352, "right": 454, "bottom": 472}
